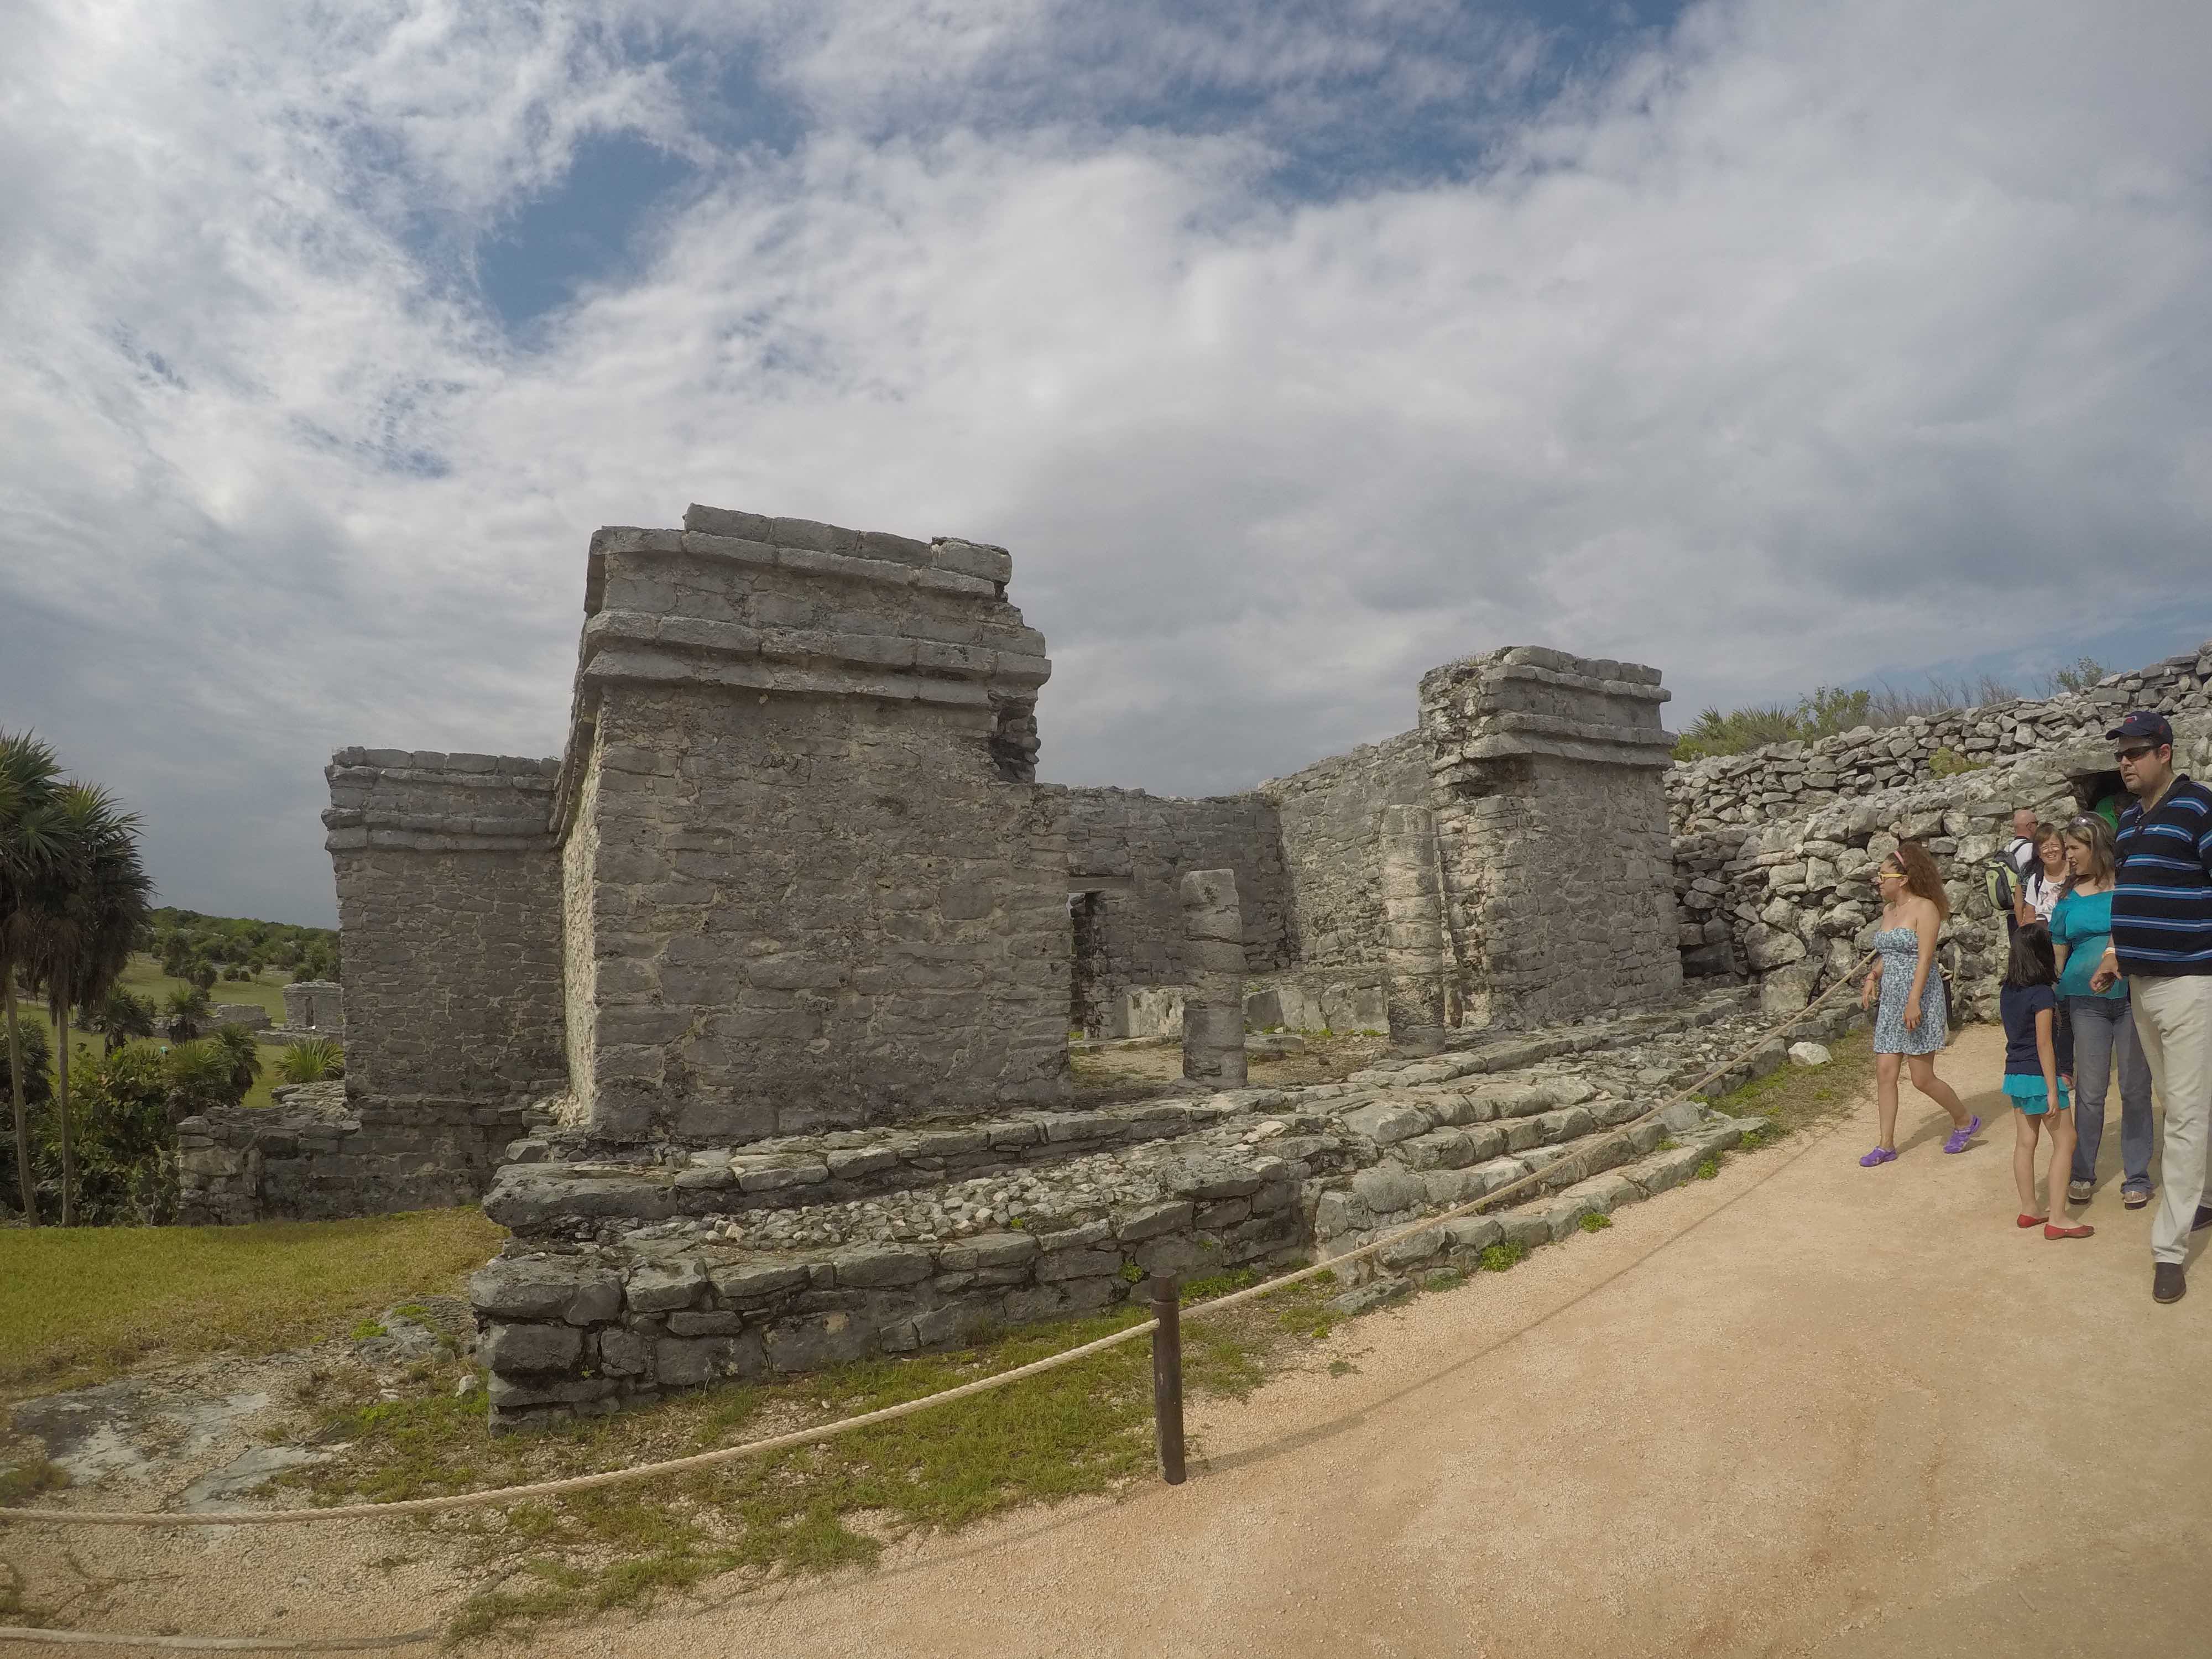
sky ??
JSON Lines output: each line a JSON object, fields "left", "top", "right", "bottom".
{"left": 4, "top": 0, "right": 2210, "bottom": 926}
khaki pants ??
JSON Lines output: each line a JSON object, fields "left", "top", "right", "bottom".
{"left": 2131, "top": 974, "right": 2212, "bottom": 1265}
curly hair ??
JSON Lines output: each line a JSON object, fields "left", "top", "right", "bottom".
{"left": 1883, "top": 838, "right": 1950, "bottom": 920}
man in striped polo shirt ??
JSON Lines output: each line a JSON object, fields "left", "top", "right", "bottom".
{"left": 2090, "top": 711, "right": 2212, "bottom": 1303}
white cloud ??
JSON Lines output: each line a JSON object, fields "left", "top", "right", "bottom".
{"left": 3, "top": 0, "right": 2211, "bottom": 922}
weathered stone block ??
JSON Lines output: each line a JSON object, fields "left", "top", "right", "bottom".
{"left": 656, "top": 1331, "right": 768, "bottom": 1386}
{"left": 625, "top": 1259, "right": 708, "bottom": 1312}
{"left": 483, "top": 1322, "right": 583, "bottom": 1375}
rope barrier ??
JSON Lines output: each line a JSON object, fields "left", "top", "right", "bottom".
{"left": 0, "top": 1625, "right": 435, "bottom": 1651}
{"left": 0, "top": 958, "right": 1871, "bottom": 1535}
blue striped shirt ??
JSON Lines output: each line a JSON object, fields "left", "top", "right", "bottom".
{"left": 2112, "top": 775, "right": 2212, "bottom": 975}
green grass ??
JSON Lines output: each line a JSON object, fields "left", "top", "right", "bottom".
{"left": 1478, "top": 1240, "right": 1530, "bottom": 1273}
{"left": 8, "top": 956, "right": 298, "bottom": 1111}
{"left": 280, "top": 1271, "right": 1345, "bottom": 1642}
{"left": 0, "top": 1207, "right": 505, "bottom": 1399}
{"left": 1578, "top": 1212, "right": 1614, "bottom": 1233}
{"left": 1702, "top": 1027, "right": 1878, "bottom": 1143}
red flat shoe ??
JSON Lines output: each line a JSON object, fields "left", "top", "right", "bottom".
{"left": 2016, "top": 1214, "right": 2048, "bottom": 1228}
{"left": 2044, "top": 1222, "right": 2094, "bottom": 1240}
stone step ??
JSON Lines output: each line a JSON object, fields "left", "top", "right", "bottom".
{"left": 474, "top": 988, "right": 1828, "bottom": 1428}
{"left": 484, "top": 1089, "right": 1295, "bottom": 1236}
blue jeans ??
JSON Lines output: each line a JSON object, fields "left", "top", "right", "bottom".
{"left": 2067, "top": 995, "right": 2154, "bottom": 1192}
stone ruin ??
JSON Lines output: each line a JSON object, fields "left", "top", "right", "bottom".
{"left": 171, "top": 494, "right": 2212, "bottom": 1426}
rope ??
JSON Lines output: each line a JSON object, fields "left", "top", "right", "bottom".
{"left": 0, "top": 1626, "right": 434, "bottom": 1651}
{"left": 1186, "top": 953, "right": 1872, "bottom": 1321}
{"left": 0, "top": 959, "right": 1870, "bottom": 1533}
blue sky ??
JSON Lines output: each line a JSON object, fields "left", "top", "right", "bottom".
{"left": 4, "top": 0, "right": 2211, "bottom": 924}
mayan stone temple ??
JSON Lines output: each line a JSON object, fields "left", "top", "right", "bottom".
{"left": 190, "top": 498, "right": 2002, "bottom": 1427}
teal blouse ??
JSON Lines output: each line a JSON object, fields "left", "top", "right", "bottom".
{"left": 2051, "top": 889, "right": 2125, "bottom": 1001}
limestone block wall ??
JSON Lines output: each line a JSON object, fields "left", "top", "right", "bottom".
{"left": 176, "top": 1084, "right": 545, "bottom": 1225}
{"left": 1674, "top": 719, "right": 2212, "bottom": 1021}
{"left": 1062, "top": 787, "right": 1291, "bottom": 1036}
{"left": 1255, "top": 731, "right": 1430, "bottom": 970}
{"left": 322, "top": 750, "right": 569, "bottom": 1115}
{"left": 1667, "top": 643, "right": 2212, "bottom": 834}
{"left": 553, "top": 507, "right": 1068, "bottom": 1142}
{"left": 1420, "top": 649, "right": 1682, "bottom": 1026}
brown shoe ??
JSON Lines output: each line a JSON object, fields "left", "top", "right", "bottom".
{"left": 2193, "top": 1204, "right": 2212, "bottom": 1233}
{"left": 2154, "top": 1262, "right": 2187, "bottom": 1303}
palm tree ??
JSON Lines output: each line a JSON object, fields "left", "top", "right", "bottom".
{"left": 0, "top": 731, "right": 67, "bottom": 1225}
{"left": 24, "top": 784, "right": 153, "bottom": 1225}
{"left": 89, "top": 988, "right": 157, "bottom": 1056}
{"left": 164, "top": 985, "right": 211, "bottom": 1042}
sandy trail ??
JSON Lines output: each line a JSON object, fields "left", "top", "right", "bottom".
{"left": 9, "top": 1022, "right": 2209, "bottom": 1656}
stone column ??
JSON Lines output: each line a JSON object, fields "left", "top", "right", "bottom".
{"left": 1178, "top": 869, "right": 1247, "bottom": 1087}
{"left": 1378, "top": 804, "right": 1448, "bottom": 1055}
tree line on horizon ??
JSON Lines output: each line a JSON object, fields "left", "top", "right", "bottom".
{"left": 1673, "top": 658, "right": 2111, "bottom": 761}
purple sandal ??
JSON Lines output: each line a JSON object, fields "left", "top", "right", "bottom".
{"left": 1943, "top": 1114, "right": 1981, "bottom": 1155}
{"left": 1859, "top": 1146, "right": 1898, "bottom": 1167}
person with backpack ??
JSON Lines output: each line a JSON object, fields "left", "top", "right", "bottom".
{"left": 2002, "top": 922, "right": 2089, "bottom": 1238}
{"left": 2006, "top": 807, "right": 2040, "bottom": 874}
{"left": 2051, "top": 815, "right": 2153, "bottom": 1211}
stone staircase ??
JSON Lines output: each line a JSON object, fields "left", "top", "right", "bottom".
{"left": 474, "top": 985, "right": 1859, "bottom": 1429}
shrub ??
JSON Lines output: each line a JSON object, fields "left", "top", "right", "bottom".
{"left": 1478, "top": 1240, "right": 1530, "bottom": 1272}
{"left": 14, "top": 1042, "right": 182, "bottom": 1225}
{"left": 1927, "top": 746, "right": 1985, "bottom": 778}
{"left": 167, "top": 1039, "right": 247, "bottom": 1116}
{"left": 282, "top": 1037, "right": 345, "bottom": 1084}
{"left": 163, "top": 985, "right": 211, "bottom": 1042}
{"left": 213, "top": 1024, "right": 262, "bottom": 1095}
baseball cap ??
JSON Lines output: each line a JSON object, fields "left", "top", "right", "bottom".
{"left": 2106, "top": 709, "right": 2173, "bottom": 746}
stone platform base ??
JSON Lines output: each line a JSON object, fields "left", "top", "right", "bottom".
{"left": 472, "top": 986, "right": 1863, "bottom": 1430}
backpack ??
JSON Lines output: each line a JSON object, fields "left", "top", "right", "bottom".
{"left": 1980, "top": 857, "right": 2017, "bottom": 919}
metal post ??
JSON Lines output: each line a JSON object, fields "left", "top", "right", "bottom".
{"left": 1149, "top": 1272, "right": 1186, "bottom": 1484}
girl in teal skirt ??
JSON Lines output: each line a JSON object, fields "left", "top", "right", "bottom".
{"left": 2001, "top": 924, "right": 2091, "bottom": 1240}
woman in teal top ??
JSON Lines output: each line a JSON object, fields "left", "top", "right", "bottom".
{"left": 2051, "top": 816, "right": 2153, "bottom": 1208}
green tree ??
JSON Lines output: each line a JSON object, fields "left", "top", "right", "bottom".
{"left": 0, "top": 1022, "right": 54, "bottom": 1212}
{"left": 24, "top": 782, "right": 154, "bottom": 1224}
{"left": 0, "top": 730, "right": 69, "bottom": 1224}
{"left": 2048, "top": 656, "right": 2110, "bottom": 696}
{"left": 212, "top": 1022, "right": 262, "bottom": 1097}
{"left": 165, "top": 1038, "right": 245, "bottom": 1117}
{"left": 87, "top": 987, "right": 157, "bottom": 1056}
{"left": 164, "top": 984, "right": 212, "bottom": 1043}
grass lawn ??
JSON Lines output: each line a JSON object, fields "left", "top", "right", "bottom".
{"left": 278, "top": 1265, "right": 1349, "bottom": 1642}
{"left": 8, "top": 954, "right": 301, "bottom": 1110}
{"left": 0, "top": 1207, "right": 505, "bottom": 1400}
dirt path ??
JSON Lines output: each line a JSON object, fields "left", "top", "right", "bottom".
{"left": 11, "top": 1023, "right": 2209, "bottom": 1655}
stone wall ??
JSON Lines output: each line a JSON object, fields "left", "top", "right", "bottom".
{"left": 469, "top": 987, "right": 1803, "bottom": 1428}
{"left": 280, "top": 981, "right": 343, "bottom": 1033}
{"left": 1663, "top": 639, "right": 2212, "bottom": 997}
{"left": 550, "top": 507, "right": 1069, "bottom": 1142}
{"left": 1256, "top": 731, "right": 1430, "bottom": 970}
{"left": 1422, "top": 648, "right": 1682, "bottom": 1026}
{"left": 1063, "top": 787, "right": 1290, "bottom": 1037}
{"left": 322, "top": 749, "right": 570, "bottom": 1114}
{"left": 176, "top": 1083, "right": 541, "bottom": 1226}
{"left": 1667, "top": 645, "right": 2212, "bottom": 834}
{"left": 1673, "top": 718, "right": 2212, "bottom": 1020}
